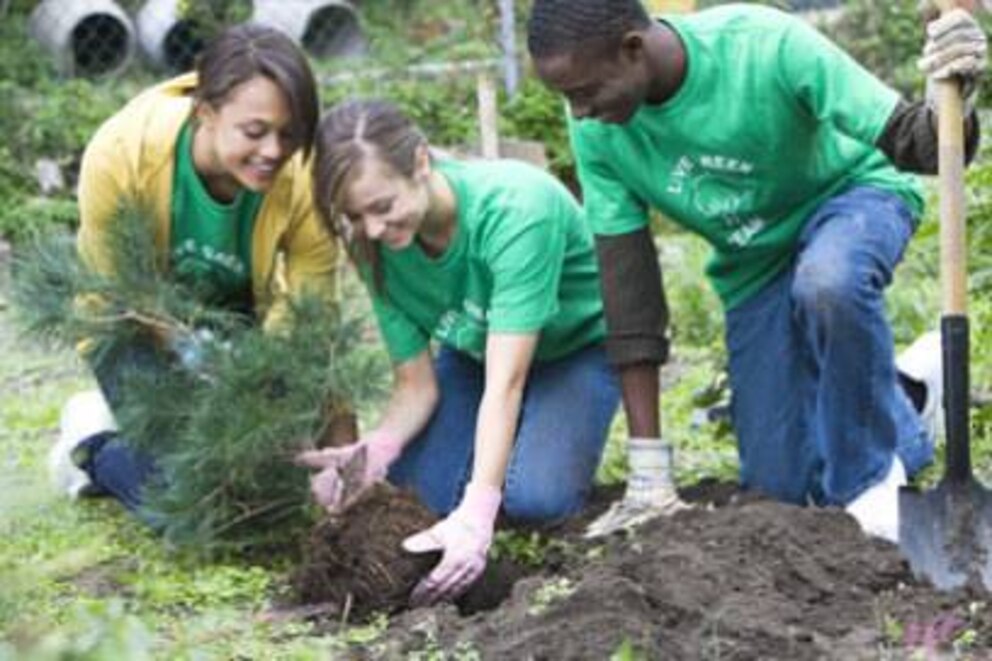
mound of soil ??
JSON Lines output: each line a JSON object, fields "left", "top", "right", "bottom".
{"left": 292, "top": 484, "right": 441, "bottom": 620}
{"left": 291, "top": 482, "right": 526, "bottom": 622}
{"left": 378, "top": 494, "right": 992, "bottom": 659}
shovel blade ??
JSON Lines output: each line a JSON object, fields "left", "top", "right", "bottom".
{"left": 899, "top": 480, "right": 992, "bottom": 591}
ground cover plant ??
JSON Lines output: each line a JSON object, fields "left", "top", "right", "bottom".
{"left": 3, "top": 0, "right": 992, "bottom": 658}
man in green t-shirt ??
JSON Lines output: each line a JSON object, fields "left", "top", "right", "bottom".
{"left": 527, "top": 0, "right": 987, "bottom": 541}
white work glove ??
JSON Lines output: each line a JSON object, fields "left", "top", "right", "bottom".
{"left": 919, "top": 8, "right": 988, "bottom": 113}
{"left": 402, "top": 482, "right": 502, "bottom": 606}
{"left": 585, "top": 437, "right": 688, "bottom": 539}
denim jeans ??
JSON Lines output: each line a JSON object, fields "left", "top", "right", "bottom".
{"left": 79, "top": 338, "right": 164, "bottom": 521}
{"left": 725, "top": 186, "right": 934, "bottom": 507}
{"left": 388, "top": 343, "right": 621, "bottom": 524}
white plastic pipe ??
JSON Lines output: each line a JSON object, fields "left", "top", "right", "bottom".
{"left": 136, "top": 0, "right": 204, "bottom": 72}
{"left": 252, "top": 0, "right": 365, "bottom": 59}
{"left": 29, "top": 0, "right": 136, "bottom": 77}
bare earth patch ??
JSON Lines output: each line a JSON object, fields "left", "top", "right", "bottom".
{"left": 374, "top": 493, "right": 992, "bottom": 659}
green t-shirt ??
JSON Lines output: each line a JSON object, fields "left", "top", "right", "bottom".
{"left": 569, "top": 5, "right": 924, "bottom": 309}
{"left": 170, "top": 121, "right": 263, "bottom": 309}
{"left": 367, "top": 158, "right": 605, "bottom": 363}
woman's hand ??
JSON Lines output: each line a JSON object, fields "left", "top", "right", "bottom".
{"left": 296, "top": 432, "right": 404, "bottom": 513}
{"left": 298, "top": 351, "right": 439, "bottom": 513}
{"left": 402, "top": 482, "right": 502, "bottom": 606}
{"left": 400, "top": 334, "right": 535, "bottom": 606}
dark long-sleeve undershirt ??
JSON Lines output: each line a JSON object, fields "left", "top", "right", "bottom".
{"left": 875, "top": 99, "right": 980, "bottom": 174}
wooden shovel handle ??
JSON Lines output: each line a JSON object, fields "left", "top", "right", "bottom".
{"left": 932, "top": 0, "right": 973, "bottom": 483}
{"left": 933, "top": 0, "right": 969, "bottom": 315}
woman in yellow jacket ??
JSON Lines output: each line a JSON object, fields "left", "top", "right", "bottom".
{"left": 49, "top": 24, "right": 340, "bottom": 518}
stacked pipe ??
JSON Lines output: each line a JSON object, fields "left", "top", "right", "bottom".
{"left": 29, "top": 0, "right": 365, "bottom": 78}
{"left": 136, "top": 0, "right": 202, "bottom": 73}
{"left": 29, "top": 0, "right": 136, "bottom": 78}
{"left": 252, "top": 0, "right": 365, "bottom": 59}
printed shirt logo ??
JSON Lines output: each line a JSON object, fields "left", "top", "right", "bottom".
{"left": 171, "top": 239, "right": 250, "bottom": 303}
{"left": 667, "top": 153, "right": 766, "bottom": 249}
{"left": 172, "top": 239, "right": 247, "bottom": 278}
{"left": 434, "top": 298, "right": 489, "bottom": 360}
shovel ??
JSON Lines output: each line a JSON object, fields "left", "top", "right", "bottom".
{"left": 897, "top": 0, "right": 992, "bottom": 591}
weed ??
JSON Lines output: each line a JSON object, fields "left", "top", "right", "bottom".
{"left": 527, "top": 576, "right": 576, "bottom": 616}
{"left": 610, "top": 638, "right": 648, "bottom": 661}
{"left": 491, "top": 529, "right": 568, "bottom": 568}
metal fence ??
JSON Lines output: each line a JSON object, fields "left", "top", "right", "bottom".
{"left": 27, "top": 0, "right": 365, "bottom": 78}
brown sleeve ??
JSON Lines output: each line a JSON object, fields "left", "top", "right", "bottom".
{"left": 595, "top": 227, "right": 670, "bottom": 367}
{"left": 875, "top": 99, "right": 981, "bottom": 174}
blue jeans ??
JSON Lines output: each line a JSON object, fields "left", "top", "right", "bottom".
{"left": 725, "top": 186, "right": 934, "bottom": 507}
{"left": 79, "top": 339, "right": 164, "bottom": 521}
{"left": 388, "top": 343, "right": 621, "bottom": 524}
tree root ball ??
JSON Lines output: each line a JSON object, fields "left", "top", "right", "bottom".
{"left": 291, "top": 483, "right": 440, "bottom": 619}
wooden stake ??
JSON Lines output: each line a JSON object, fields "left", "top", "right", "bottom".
{"left": 477, "top": 72, "right": 499, "bottom": 159}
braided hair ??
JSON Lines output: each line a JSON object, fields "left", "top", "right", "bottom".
{"left": 527, "top": 0, "right": 652, "bottom": 59}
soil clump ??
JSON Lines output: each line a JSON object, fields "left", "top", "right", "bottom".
{"left": 291, "top": 484, "right": 441, "bottom": 620}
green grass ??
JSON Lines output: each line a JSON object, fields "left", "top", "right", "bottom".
{"left": 0, "top": 314, "right": 388, "bottom": 659}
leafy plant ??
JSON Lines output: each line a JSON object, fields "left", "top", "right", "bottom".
{"left": 0, "top": 600, "right": 154, "bottom": 661}
{"left": 491, "top": 529, "right": 569, "bottom": 567}
{"left": 819, "top": 0, "right": 925, "bottom": 98}
{"left": 611, "top": 638, "right": 648, "bottom": 661}
{"left": 527, "top": 577, "right": 576, "bottom": 616}
{"left": 175, "top": 0, "right": 253, "bottom": 55}
{"left": 501, "top": 76, "right": 574, "bottom": 181}
{"left": 0, "top": 197, "right": 78, "bottom": 245}
{"left": 10, "top": 208, "right": 389, "bottom": 551}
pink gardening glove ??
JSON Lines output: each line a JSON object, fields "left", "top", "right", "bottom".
{"left": 402, "top": 482, "right": 502, "bottom": 607}
{"left": 296, "top": 432, "right": 404, "bottom": 514}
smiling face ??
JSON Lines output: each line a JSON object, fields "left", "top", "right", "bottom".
{"left": 534, "top": 43, "right": 650, "bottom": 125}
{"left": 194, "top": 75, "right": 297, "bottom": 196}
{"left": 340, "top": 151, "right": 432, "bottom": 251}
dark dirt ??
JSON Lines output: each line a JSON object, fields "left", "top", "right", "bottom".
{"left": 287, "top": 473, "right": 992, "bottom": 658}
{"left": 367, "top": 487, "right": 992, "bottom": 660}
{"left": 290, "top": 481, "right": 527, "bottom": 623}
{"left": 291, "top": 483, "right": 442, "bottom": 620}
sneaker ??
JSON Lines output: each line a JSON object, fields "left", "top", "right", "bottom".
{"left": 897, "top": 330, "right": 943, "bottom": 444}
{"left": 845, "top": 456, "right": 907, "bottom": 543}
{"left": 49, "top": 390, "right": 117, "bottom": 498}
{"left": 584, "top": 490, "right": 687, "bottom": 539}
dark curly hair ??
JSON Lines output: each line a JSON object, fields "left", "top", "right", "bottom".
{"left": 527, "top": 0, "right": 652, "bottom": 59}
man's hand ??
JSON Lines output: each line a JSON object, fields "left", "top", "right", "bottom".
{"left": 585, "top": 437, "right": 688, "bottom": 539}
{"left": 402, "top": 482, "right": 502, "bottom": 607}
{"left": 296, "top": 432, "right": 404, "bottom": 513}
{"left": 919, "top": 7, "right": 988, "bottom": 109}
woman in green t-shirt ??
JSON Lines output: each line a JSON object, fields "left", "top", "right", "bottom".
{"left": 299, "top": 99, "right": 620, "bottom": 606}
{"left": 50, "top": 25, "right": 340, "bottom": 520}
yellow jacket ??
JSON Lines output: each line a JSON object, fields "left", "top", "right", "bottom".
{"left": 77, "top": 73, "right": 339, "bottom": 326}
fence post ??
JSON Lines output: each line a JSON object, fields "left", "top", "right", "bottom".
{"left": 498, "top": 0, "right": 519, "bottom": 97}
{"left": 476, "top": 72, "right": 500, "bottom": 159}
